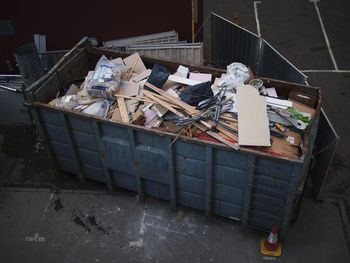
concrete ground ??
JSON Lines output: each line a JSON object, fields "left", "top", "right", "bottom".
{"left": 1, "top": 0, "right": 350, "bottom": 262}
{"left": 0, "top": 187, "right": 349, "bottom": 263}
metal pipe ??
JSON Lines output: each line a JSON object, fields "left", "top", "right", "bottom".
{"left": 192, "top": 0, "right": 195, "bottom": 42}
{"left": 0, "top": 74, "right": 22, "bottom": 78}
{"left": 0, "top": 84, "right": 17, "bottom": 92}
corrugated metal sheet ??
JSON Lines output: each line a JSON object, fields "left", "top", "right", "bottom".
{"left": 103, "top": 30, "right": 179, "bottom": 50}
{"left": 14, "top": 43, "right": 45, "bottom": 88}
{"left": 309, "top": 109, "right": 339, "bottom": 199}
{"left": 126, "top": 43, "right": 203, "bottom": 65}
{"left": 39, "top": 50, "right": 68, "bottom": 71}
{"left": 210, "top": 13, "right": 307, "bottom": 85}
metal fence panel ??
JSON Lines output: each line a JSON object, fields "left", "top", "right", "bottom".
{"left": 104, "top": 30, "right": 179, "bottom": 50}
{"left": 210, "top": 13, "right": 307, "bottom": 85}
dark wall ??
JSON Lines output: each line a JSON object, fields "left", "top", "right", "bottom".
{"left": 1, "top": 0, "right": 202, "bottom": 73}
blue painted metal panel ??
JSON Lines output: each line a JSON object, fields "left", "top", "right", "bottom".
{"left": 37, "top": 106, "right": 303, "bottom": 234}
{"left": 84, "top": 165, "right": 105, "bottom": 182}
{"left": 177, "top": 190, "right": 205, "bottom": 211}
{"left": 212, "top": 200, "right": 242, "bottom": 220}
{"left": 176, "top": 173, "right": 205, "bottom": 196}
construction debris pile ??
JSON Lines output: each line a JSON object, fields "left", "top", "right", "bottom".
{"left": 49, "top": 53, "right": 316, "bottom": 159}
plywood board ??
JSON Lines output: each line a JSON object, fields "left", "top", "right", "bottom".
{"left": 111, "top": 107, "right": 122, "bottom": 122}
{"left": 130, "top": 69, "right": 152, "bottom": 83}
{"left": 270, "top": 136, "right": 299, "bottom": 159}
{"left": 118, "top": 81, "right": 140, "bottom": 96}
{"left": 111, "top": 57, "right": 124, "bottom": 65}
{"left": 289, "top": 99, "right": 316, "bottom": 119}
{"left": 237, "top": 84, "right": 271, "bottom": 146}
{"left": 117, "top": 97, "right": 129, "bottom": 122}
{"left": 123, "top": 52, "right": 147, "bottom": 74}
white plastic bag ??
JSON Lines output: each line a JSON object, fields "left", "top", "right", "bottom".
{"left": 218, "top": 62, "right": 250, "bottom": 90}
{"left": 87, "top": 55, "right": 126, "bottom": 98}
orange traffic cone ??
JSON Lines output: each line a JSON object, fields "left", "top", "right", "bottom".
{"left": 260, "top": 227, "right": 282, "bottom": 257}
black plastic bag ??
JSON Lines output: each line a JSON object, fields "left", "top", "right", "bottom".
{"left": 180, "top": 81, "right": 213, "bottom": 106}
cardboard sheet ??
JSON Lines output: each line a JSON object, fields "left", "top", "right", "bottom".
{"left": 118, "top": 80, "right": 140, "bottom": 96}
{"left": 289, "top": 99, "right": 316, "bottom": 119}
{"left": 123, "top": 52, "right": 147, "bottom": 74}
{"left": 130, "top": 69, "right": 151, "bottom": 83}
{"left": 111, "top": 57, "right": 124, "bottom": 65}
{"left": 237, "top": 84, "right": 271, "bottom": 146}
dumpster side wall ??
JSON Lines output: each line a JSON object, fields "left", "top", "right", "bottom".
{"left": 32, "top": 105, "right": 302, "bottom": 234}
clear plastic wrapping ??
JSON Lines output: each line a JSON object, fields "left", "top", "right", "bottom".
{"left": 87, "top": 55, "right": 126, "bottom": 98}
{"left": 48, "top": 95, "right": 80, "bottom": 110}
{"left": 218, "top": 62, "right": 250, "bottom": 90}
{"left": 82, "top": 100, "right": 110, "bottom": 118}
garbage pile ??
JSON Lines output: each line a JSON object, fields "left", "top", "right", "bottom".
{"left": 49, "top": 52, "right": 316, "bottom": 159}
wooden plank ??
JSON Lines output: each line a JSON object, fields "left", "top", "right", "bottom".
{"left": 131, "top": 69, "right": 152, "bottom": 83}
{"left": 123, "top": 52, "right": 147, "bottom": 74}
{"left": 151, "top": 92, "right": 181, "bottom": 108}
{"left": 143, "top": 90, "right": 239, "bottom": 150}
{"left": 212, "top": 122, "right": 238, "bottom": 141}
{"left": 145, "top": 82, "right": 237, "bottom": 143}
{"left": 117, "top": 97, "right": 129, "bottom": 122}
{"left": 145, "top": 82, "right": 197, "bottom": 115}
{"left": 143, "top": 90, "right": 184, "bottom": 117}
{"left": 114, "top": 93, "right": 153, "bottom": 103}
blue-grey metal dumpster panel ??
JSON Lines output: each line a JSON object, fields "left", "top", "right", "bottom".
{"left": 35, "top": 106, "right": 302, "bottom": 232}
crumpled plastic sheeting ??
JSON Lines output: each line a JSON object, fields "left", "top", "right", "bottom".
{"left": 218, "top": 62, "right": 250, "bottom": 90}
{"left": 83, "top": 100, "right": 110, "bottom": 118}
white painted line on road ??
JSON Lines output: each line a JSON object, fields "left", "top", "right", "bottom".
{"left": 302, "top": 69, "right": 350, "bottom": 73}
{"left": 253, "top": 1, "right": 262, "bottom": 37}
{"left": 40, "top": 192, "right": 54, "bottom": 224}
{"left": 310, "top": 0, "right": 339, "bottom": 70}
